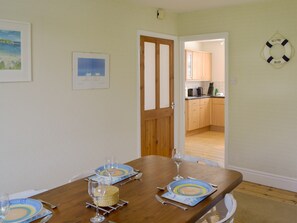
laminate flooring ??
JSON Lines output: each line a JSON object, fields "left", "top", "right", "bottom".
{"left": 185, "top": 131, "right": 225, "bottom": 167}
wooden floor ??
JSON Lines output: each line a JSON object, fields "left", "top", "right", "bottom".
{"left": 235, "top": 181, "right": 297, "bottom": 206}
{"left": 233, "top": 181, "right": 297, "bottom": 223}
{"left": 185, "top": 131, "right": 225, "bottom": 167}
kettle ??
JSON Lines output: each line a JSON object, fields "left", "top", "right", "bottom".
{"left": 207, "top": 82, "right": 214, "bottom": 96}
{"left": 197, "top": 87, "right": 203, "bottom": 96}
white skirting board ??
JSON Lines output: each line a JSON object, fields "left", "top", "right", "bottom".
{"left": 228, "top": 165, "right": 297, "bottom": 192}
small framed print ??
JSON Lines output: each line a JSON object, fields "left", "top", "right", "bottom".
{"left": 0, "top": 19, "right": 31, "bottom": 82}
{"left": 72, "top": 52, "right": 109, "bottom": 90}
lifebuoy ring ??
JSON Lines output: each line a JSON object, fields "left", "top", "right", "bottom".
{"left": 263, "top": 38, "right": 292, "bottom": 64}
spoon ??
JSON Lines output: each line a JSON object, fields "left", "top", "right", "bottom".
{"left": 120, "top": 173, "right": 143, "bottom": 186}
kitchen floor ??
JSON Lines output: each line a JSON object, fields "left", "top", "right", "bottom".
{"left": 184, "top": 131, "right": 225, "bottom": 167}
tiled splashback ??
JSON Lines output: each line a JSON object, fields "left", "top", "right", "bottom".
{"left": 185, "top": 81, "right": 225, "bottom": 96}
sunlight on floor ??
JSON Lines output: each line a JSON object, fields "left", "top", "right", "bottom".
{"left": 185, "top": 131, "right": 225, "bottom": 167}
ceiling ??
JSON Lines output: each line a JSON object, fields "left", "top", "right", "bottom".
{"left": 125, "top": 0, "right": 272, "bottom": 13}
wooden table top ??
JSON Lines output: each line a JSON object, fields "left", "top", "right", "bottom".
{"left": 32, "top": 155, "right": 242, "bottom": 223}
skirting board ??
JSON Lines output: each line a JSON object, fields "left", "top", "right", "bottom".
{"left": 228, "top": 165, "right": 297, "bottom": 192}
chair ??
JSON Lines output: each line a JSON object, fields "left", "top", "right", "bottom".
{"left": 183, "top": 154, "right": 220, "bottom": 167}
{"left": 9, "top": 189, "right": 48, "bottom": 199}
{"left": 68, "top": 170, "right": 95, "bottom": 183}
{"left": 183, "top": 155, "right": 236, "bottom": 223}
{"left": 196, "top": 193, "right": 237, "bottom": 223}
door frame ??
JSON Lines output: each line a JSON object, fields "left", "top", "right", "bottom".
{"left": 137, "top": 30, "right": 179, "bottom": 158}
{"left": 179, "top": 32, "right": 229, "bottom": 167}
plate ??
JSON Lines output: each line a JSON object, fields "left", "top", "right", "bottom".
{"left": 4, "top": 198, "right": 43, "bottom": 223}
{"left": 167, "top": 179, "right": 214, "bottom": 198}
{"left": 95, "top": 164, "right": 133, "bottom": 179}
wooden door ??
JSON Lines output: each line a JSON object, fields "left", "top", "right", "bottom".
{"left": 140, "top": 36, "right": 174, "bottom": 158}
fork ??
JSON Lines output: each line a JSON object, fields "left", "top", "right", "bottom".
{"left": 39, "top": 214, "right": 53, "bottom": 223}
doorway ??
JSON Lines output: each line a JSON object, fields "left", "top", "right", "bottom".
{"left": 180, "top": 33, "right": 229, "bottom": 167}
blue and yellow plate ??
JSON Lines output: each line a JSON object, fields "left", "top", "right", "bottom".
{"left": 4, "top": 198, "right": 42, "bottom": 223}
{"left": 167, "top": 179, "right": 214, "bottom": 198}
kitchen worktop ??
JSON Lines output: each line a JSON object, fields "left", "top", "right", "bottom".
{"left": 185, "top": 95, "right": 225, "bottom": 100}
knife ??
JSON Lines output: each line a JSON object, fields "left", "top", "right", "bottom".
{"left": 155, "top": 195, "right": 188, "bottom": 210}
{"left": 187, "top": 176, "right": 218, "bottom": 188}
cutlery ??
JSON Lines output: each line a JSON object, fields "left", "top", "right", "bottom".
{"left": 133, "top": 168, "right": 141, "bottom": 172}
{"left": 157, "top": 186, "right": 166, "bottom": 191}
{"left": 38, "top": 199, "right": 58, "bottom": 209}
{"left": 155, "top": 195, "right": 188, "bottom": 210}
{"left": 120, "top": 172, "right": 143, "bottom": 186}
{"left": 187, "top": 176, "right": 218, "bottom": 188}
{"left": 39, "top": 214, "right": 53, "bottom": 223}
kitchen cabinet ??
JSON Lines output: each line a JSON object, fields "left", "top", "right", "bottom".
{"left": 186, "top": 98, "right": 210, "bottom": 131}
{"left": 199, "top": 98, "right": 210, "bottom": 128}
{"left": 211, "top": 98, "right": 225, "bottom": 127}
{"left": 186, "top": 99, "right": 200, "bottom": 131}
{"left": 185, "top": 50, "right": 212, "bottom": 81}
{"left": 202, "top": 52, "right": 212, "bottom": 81}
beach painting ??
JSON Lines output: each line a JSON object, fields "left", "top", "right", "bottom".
{"left": 0, "top": 20, "right": 31, "bottom": 82}
{"left": 73, "top": 52, "right": 109, "bottom": 90}
{"left": 0, "top": 29, "right": 21, "bottom": 70}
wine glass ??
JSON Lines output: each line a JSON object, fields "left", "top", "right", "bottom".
{"left": 0, "top": 193, "right": 10, "bottom": 223}
{"left": 105, "top": 156, "right": 118, "bottom": 176}
{"left": 172, "top": 149, "right": 184, "bottom": 181}
{"left": 88, "top": 179, "right": 106, "bottom": 223}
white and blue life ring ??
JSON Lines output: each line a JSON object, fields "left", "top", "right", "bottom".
{"left": 263, "top": 38, "right": 292, "bottom": 64}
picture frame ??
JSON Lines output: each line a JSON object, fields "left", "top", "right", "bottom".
{"left": 72, "top": 52, "right": 109, "bottom": 90}
{"left": 0, "top": 19, "right": 31, "bottom": 82}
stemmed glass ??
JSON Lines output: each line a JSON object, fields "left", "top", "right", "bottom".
{"left": 172, "top": 149, "right": 184, "bottom": 181}
{"left": 0, "top": 193, "right": 10, "bottom": 223}
{"left": 88, "top": 179, "right": 106, "bottom": 223}
{"left": 105, "top": 156, "right": 118, "bottom": 177}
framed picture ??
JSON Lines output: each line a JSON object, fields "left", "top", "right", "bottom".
{"left": 0, "top": 19, "right": 31, "bottom": 82}
{"left": 72, "top": 52, "right": 109, "bottom": 90}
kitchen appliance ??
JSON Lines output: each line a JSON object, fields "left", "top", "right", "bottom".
{"left": 207, "top": 82, "right": 214, "bottom": 96}
{"left": 188, "top": 88, "right": 194, "bottom": 96}
{"left": 197, "top": 87, "right": 203, "bottom": 97}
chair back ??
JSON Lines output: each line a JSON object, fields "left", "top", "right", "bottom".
{"left": 183, "top": 155, "right": 220, "bottom": 167}
{"left": 216, "top": 194, "right": 237, "bottom": 223}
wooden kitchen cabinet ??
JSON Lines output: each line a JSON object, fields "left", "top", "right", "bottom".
{"left": 211, "top": 98, "right": 225, "bottom": 127}
{"left": 185, "top": 99, "right": 200, "bottom": 131}
{"left": 186, "top": 98, "right": 210, "bottom": 132}
{"left": 199, "top": 98, "right": 210, "bottom": 128}
{"left": 202, "top": 52, "right": 212, "bottom": 81}
{"left": 185, "top": 50, "right": 212, "bottom": 81}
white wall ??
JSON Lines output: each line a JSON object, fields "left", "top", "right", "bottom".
{"left": 179, "top": 0, "right": 297, "bottom": 191}
{"left": 0, "top": 0, "right": 178, "bottom": 193}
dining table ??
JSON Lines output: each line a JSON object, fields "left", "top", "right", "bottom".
{"left": 32, "top": 155, "right": 242, "bottom": 223}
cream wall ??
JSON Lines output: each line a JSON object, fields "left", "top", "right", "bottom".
{"left": 0, "top": 0, "right": 178, "bottom": 193}
{"left": 178, "top": 0, "right": 297, "bottom": 188}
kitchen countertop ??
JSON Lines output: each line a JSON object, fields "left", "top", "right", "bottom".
{"left": 186, "top": 95, "right": 225, "bottom": 100}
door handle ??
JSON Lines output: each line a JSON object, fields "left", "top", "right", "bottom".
{"left": 171, "top": 102, "right": 175, "bottom": 109}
